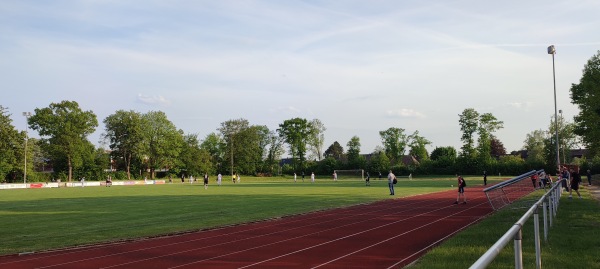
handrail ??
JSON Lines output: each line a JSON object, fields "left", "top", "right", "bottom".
{"left": 470, "top": 177, "right": 563, "bottom": 269}
{"left": 482, "top": 170, "right": 538, "bottom": 192}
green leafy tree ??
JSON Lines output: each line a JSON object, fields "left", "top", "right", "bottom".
{"left": 103, "top": 110, "right": 144, "bottom": 179}
{"left": 265, "top": 130, "right": 285, "bottom": 175}
{"left": 477, "top": 113, "right": 504, "bottom": 166}
{"left": 347, "top": 136, "right": 364, "bottom": 168}
{"left": 277, "top": 118, "right": 312, "bottom": 172}
{"left": 218, "top": 119, "right": 250, "bottom": 175}
{"left": 200, "top": 132, "right": 225, "bottom": 173}
{"left": 367, "top": 150, "right": 390, "bottom": 174}
{"left": 408, "top": 131, "right": 431, "bottom": 161}
{"left": 430, "top": 146, "right": 457, "bottom": 161}
{"left": 140, "top": 111, "right": 183, "bottom": 179}
{"left": 0, "top": 106, "right": 25, "bottom": 182}
{"left": 28, "top": 101, "right": 98, "bottom": 182}
{"left": 379, "top": 127, "right": 408, "bottom": 165}
{"left": 324, "top": 141, "right": 344, "bottom": 159}
{"left": 181, "top": 134, "right": 212, "bottom": 176}
{"left": 570, "top": 50, "right": 600, "bottom": 157}
{"left": 523, "top": 130, "right": 546, "bottom": 163}
{"left": 458, "top": 108, "right": 479, "bottom": 158}
{"left": 307, "top": 119, "right": 326, "bottom": 161}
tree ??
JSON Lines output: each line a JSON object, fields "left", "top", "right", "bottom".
{"left": 218, "top": 119, "right": 249, "bottom": 175}
{"left": 523, "top": 130, "right": 546, "bottom": 163}
{"left": 28, "top": 101, "right": 98, "bottom": 182}
{"left": 103, "top": 110, "right": 144, "bottom": 180}
{"left": 181, "top": 134, "right": 212, "bottom": 176}
{"left": 458, "top": 108, "right": 480, "bottom": 158}
{"left": 477, "top": 113, "right": 504, "bottom": 166}
{"left": 570, "top": 50, "right": 600, "bottom": 157}
{"left": 324, "top": 141, "right": 344, "bottom": 159}
{"left": 408, "top": 131, "right": 431, "bottom": 161}
{"left": 277, "top": 118, "right": 312, "bottom": 171}
{"left": 367, "top": 150, "right": 390, "bottom": 174}
{"left": 265, "top": 130, "right": 285, "bottom": 175}
{"left": 140, "top": 111, "right": 183, "bottom": 179}
{"left": 0, "top": 106, "right": 25, "bottom": 182}
{"left": 430, "top": 146, "right": 457, "bottom": 161}
{"left": 200, "top": 132, "right": 225, "bottom": 173}
{"left": 379, "top": 127, "right": 408, "bottom": 164}
{"left": 307, "top": 119, "right": 326, "bottom": 161}
{"left": 490, "top": 136, "right": 507, "bottom": 157}
{"left": 347, "top": 136, "right": 364, "bottom": 168}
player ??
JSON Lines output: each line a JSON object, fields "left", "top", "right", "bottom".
{"left": 105, "top": 176, "right": 112, "bottom": 187}
{"left": 333, "top": 171, "right": 337, "bottom": 181}
{"left": 569, "top": 167, "right": 582, "bottom": 199}
{"left": 80, "top": 177, "right": 85, "bottom": 187}
{"left": 217, "top": 173, "right": 222, "bottom": 186}
{"left": 232, "top": 173, "right": 236, "bottom": 184}
{"left": 387, "top": 170, "right": 395, "bottom": 195}
{"left": 203, "top": 173, "right": 209, "bottom": 190}
{"left": 311, "top": 172, "right": 315, "bottom": 183}
{"left": 453, "top": 175, "right": 467, "bottom": 204}
{"left": 294, "top": 172, "right": 297, "bottom": 183}
{"left": 365, "top": 172, "right": 370, "bottom": 186}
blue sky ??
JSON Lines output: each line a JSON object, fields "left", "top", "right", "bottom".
{"left": 2, "top": 0, "right": 600, "bottom": 156}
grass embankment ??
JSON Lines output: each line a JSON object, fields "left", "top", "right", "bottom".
{"left": 408, "top": 186, "right": 600, "bottom": 269}
{"left": 0, "top": 176, "right": 464, "bottom": 255}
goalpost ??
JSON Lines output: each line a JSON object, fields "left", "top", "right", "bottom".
{"left": 333, "top": 169, "right": 364, "bottom": 181}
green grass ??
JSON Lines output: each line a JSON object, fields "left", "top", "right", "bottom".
{"left": 407, "top": 187, "right": 600, "bottom": 269}
{"left": 0, "top": 176, "right": 469, "bottom": 255}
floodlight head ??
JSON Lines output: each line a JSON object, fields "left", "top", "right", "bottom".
{"left": 547, "top": 45, "right": 556, "bottom": 55}
{"left": 22, "top": 112, "right": 31, "bottom": 117}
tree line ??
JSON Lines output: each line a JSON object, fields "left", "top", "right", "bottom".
{"left": 2, "top": 50, "right": 600, "bottom": 182}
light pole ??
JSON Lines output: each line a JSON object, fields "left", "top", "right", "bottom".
{"left": 548, "top": 45, "right": 560, "bottom": 171}
{"left": 22, "top": 112, "right": 32, "bottom": 184}
{"left": 559, "top": 109, "right": 566, "bottom": 164}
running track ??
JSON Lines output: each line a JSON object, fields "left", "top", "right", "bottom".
{"left": 0, "top": 186, "right": 493, "bottom": 269}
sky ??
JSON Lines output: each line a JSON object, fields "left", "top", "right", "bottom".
{"left": 2, "top": 0, "right": 600, "bottom": 157}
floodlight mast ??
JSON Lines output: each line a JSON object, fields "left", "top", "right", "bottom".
{"left": 547, "top": 45, "right": 560, "bottom": 171}
{"left": 22, "top": 112, "right": 32, "bottom": 185}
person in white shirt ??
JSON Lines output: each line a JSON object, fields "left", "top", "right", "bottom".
{"left": 387, "top": 170, "right": 395, "bottom": 195}
{"left": 311, "top": 172, "right": 315, "bottom": 183}
{"left": 217, "top": 173, "right": 222, "bottom": 186}
{"left": 333, "top": 171, "right": 337, "bottom": 181}
{"left": 294, "top": 173, "right": 297, "bottom": 183}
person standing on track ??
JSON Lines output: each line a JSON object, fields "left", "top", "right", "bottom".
{"left": 454, "top": 175, "right": 467, "bottom": 204}
{"left": 387, "top": 170, "right": 395, "bottom": 195}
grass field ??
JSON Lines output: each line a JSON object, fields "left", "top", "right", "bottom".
{"left": 0, "top": 175, "right": 467, "bottom": 256}
{"left": 407, "top": 186, "right": 600, "bottom": 269}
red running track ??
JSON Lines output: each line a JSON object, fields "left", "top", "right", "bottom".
{"left": 0, "top": 186, "right": 493, "bottom": 269}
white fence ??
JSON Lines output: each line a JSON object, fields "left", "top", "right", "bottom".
{"left": 470, "top": 177, "right": 564, "bottom": 269}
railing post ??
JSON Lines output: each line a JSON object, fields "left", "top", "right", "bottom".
{"left": 514, "top": 227, "right": 523, "bottom": 269}
{"left": 543, "top": 200, "right": 548, "bottom": 242}
{"left": 534, "top": 206, "right": 542, "bottom": 269}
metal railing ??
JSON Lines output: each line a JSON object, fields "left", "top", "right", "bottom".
{"left": 470, "top": 177, "right": 563, "bottom": 269}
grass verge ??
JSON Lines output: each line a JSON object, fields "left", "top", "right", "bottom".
{"left": 407, "top": 186, "right": 600, "bottom": 269}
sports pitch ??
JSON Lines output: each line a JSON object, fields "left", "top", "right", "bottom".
{"left": 0, "top": 176, "right": 466, "bottom": 256}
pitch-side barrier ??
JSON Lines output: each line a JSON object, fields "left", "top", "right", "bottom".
{"left": 470, "top": 177, "right": 564, "bottom": 269}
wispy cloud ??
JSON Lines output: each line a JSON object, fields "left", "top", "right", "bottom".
{"left": 385, "top": 109, "right": 426, "bottom": 119}
{"left": 137, "top": 93, "right": 171, "bottom": 107}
